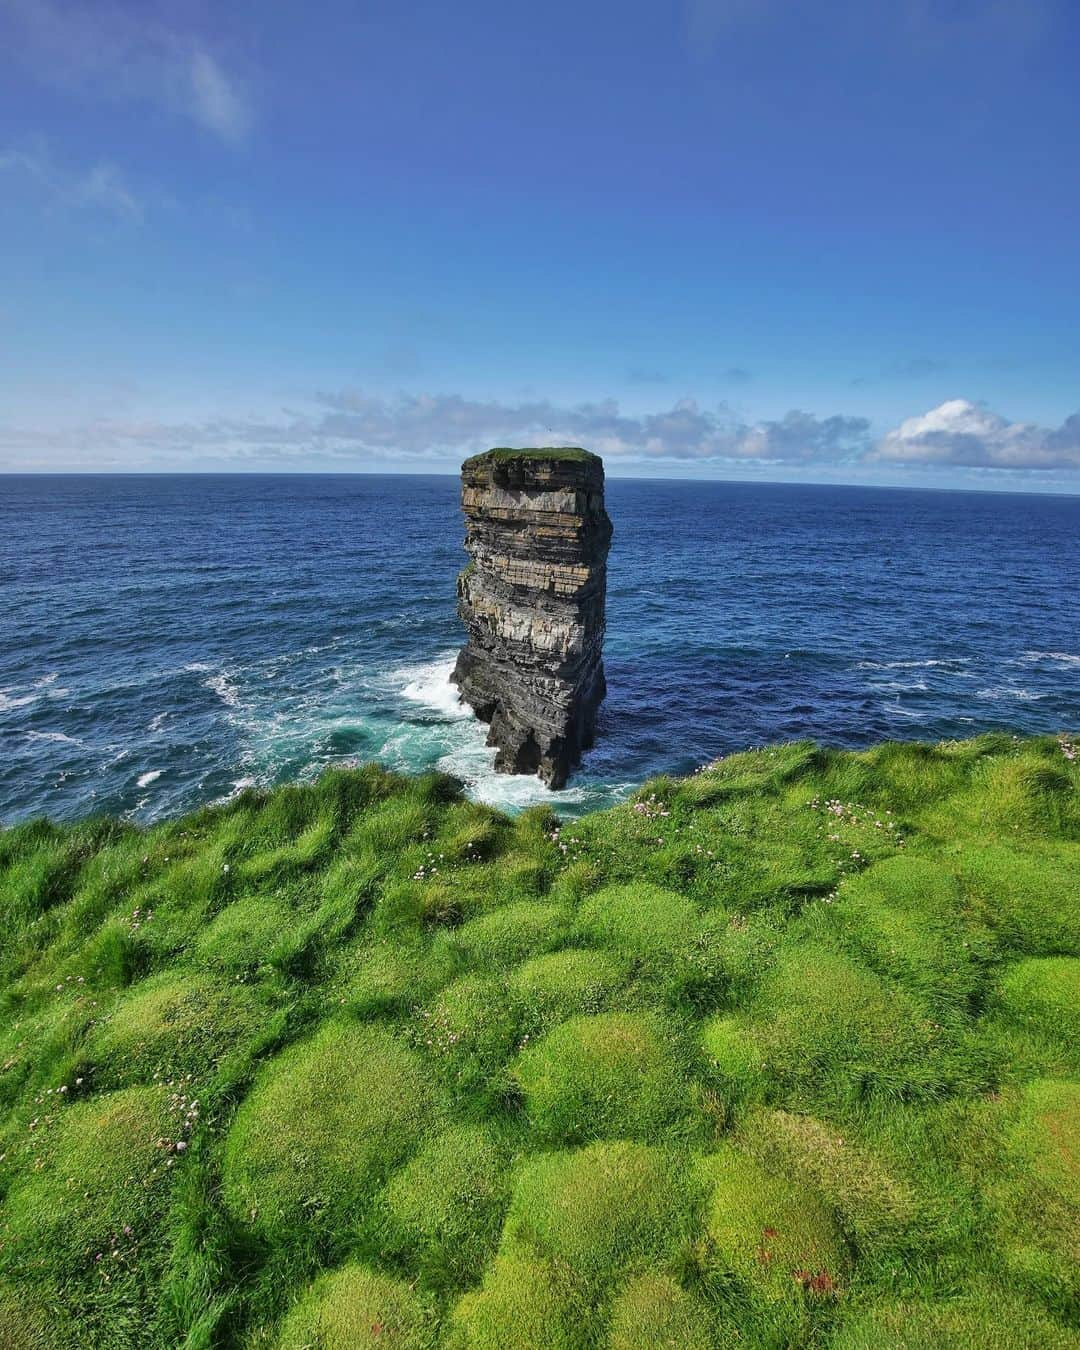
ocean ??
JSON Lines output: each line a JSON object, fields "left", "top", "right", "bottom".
{"left": 1, "top": 474, "right": 1077, "bottom": 825}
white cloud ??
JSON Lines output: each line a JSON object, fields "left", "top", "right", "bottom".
{"left": 1, "top": 0, "right": 252, "bottom": 144}
{"left": 872, "top": 399, "right": 1080, "bottom": 470}
{"left": 0, "top": 392, "right": 872, "bottom": 470}
{"left": 7, "top": 391, "right": 1076, "bottom": 476}
{"left": 0, "top": 145, "right": 144, "bottom": 221}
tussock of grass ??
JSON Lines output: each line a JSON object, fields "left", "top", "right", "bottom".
{"left": 87, "top": 971, "right": 263, "bottom": 1086}
{"left": 513, "top": 1010, "right": 687, "bottom": 1143}
{"left": 452, "top": 899, "right": 570, "bottom": 968}
{"left": 448, "top": 1253, "right": 575, "bottom": 1349}
{"left": 748, "top": 943, "right": 976, "bottom": 1110}
{"left": 507, "top": 947, "right": 628, "bottom": 1026}
{"left": 274, "top": 1263, "right": 434, "bottom": 1348}
{"left": 0, "top": 1085, "right": 179, "bottom": 1273}
{"left": 383, "top": 1123, "right": 510, "bottom": 1289}
{"left": 997, "top": 957, "right": 1080, "bottom": 1070}
{"left": 1, "top": 732, "right": 1078, "bottom": 1346}
{"left": 830, "top": 1287, "right": 1078, "bottom": 1348}
{"left": 989, "top": 1078, "right": 1080, "bottom": 1315}
{"left": 501, "top": 1140, "right": 699, "bottom": 1285}
{"left": 606, "top": 1271, "right": 719, "bottom": 1349}
{"left": 221, "top": 1021, "right": 433, "bottom": 1243}
{"left": 415, "top": 975, "right": 519, "bottom": 1102}
{"left": 698, "top": 1144, "right": 846, "bottom": 1342}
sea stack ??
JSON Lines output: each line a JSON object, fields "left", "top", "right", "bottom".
{"left": 451, "top": 448, "right": 612, "bottom": 789}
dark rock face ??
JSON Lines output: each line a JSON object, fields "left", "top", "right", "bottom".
{"left": 451, "top": 448, "right": 612, "bottom": 789}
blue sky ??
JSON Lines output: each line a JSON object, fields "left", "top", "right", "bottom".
{"left": 1, "top": 0, "right": 1078, "bottom": 488}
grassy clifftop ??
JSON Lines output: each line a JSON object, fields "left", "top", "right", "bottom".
{"left": 1, "top": 733, "right": 1078, "bottom": 1347}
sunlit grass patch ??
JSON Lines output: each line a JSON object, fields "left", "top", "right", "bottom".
{"left": 574, "top": 881, "right": 698, "bottom": 959}
{"left": 0, "top": 1085, "right": 179, "bottom": 1273}
{"left": 501, "top": 1140, "right": 699, "bottom": 1286}
{"left": 701, "top": 1014, "right": 767, "bottom": 1115}
{"left": 237, "top": 813, "right": 337, "bottom": 883}
{"left": 606, "top": 1271, "right": 719, "bottom": 1350}
{"left": 956, "top": 844, "right": 1080, "bottom": 957}
{"left": 697, "top": 1144, "right": 845, "bottom": 1341}
{"left": 193, "top": 891, "right": 306, "bottom": 971}
{"left": 86, "top": 971, "right": 264, "bottom": 1086}
{"left": 507, "top": 947, "right": 628, "bottom": 1027}
{"left": 221, "top": 1021, "right": 433, "bottom": 1243}
{"left": 801, "top": 855, "right": 993, "bottom": 1014}
{"left": 513, "top": 1011, "right": 688, "bottom": 1144}
{"left": 414, "top": 974, "right": 519, "bottom": 1105}
{"left": 274, "top": 1263, "right": 434, "bottom": 1349}
{"left": 829, "top": 1286, "right": 1077, "bottom": 1348}
{"left": 338, "top": 934, "right": 458, "bottom": 1018}
{"left": 0, "top": 1282, "right": 56, "bottom": 1350}
{"left": 452, "top": 900, "right": 570, "bottom": 969}
{"left": 448, "top": 1253, "right": 575, "bottom": 1350}
{"left": 997, "top": 958, "right": 1080, "bottom": 1070}
{"left": 989, "top": 1077, "right": 1080, "bottom": 1315}
{"left": 748, "top": 942, "right": 976, "bottom": 1110}
{"left": 383, "top": 1123, "right": 510, "bottom": 1288}
{"left": 743, "top": 1109, "right": 918, "bottom": 1255}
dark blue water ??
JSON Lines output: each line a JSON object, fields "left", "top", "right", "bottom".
{"left": 1, "top": 475, "right": 1077, "bottom": 824}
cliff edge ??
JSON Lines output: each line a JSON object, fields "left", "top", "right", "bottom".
{"left": 451, "top": 447, "right": 613, "bottom": 788}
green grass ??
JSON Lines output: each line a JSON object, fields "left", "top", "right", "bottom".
{"left": 462, "top": 446, "right": 599, "bottom": 467}
{"left": 0, "top": 733, "right": 1077, "bottom": 1345}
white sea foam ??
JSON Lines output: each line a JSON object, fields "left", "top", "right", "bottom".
{"left": 0, "top": 690, "right": 37, "bottom": 712}
{"left": 24, "top": 730, "right": 82, "bottom": 745}
{"left": 880, "top": 701, "right": 927, "bottom": 720}
{"left": 1019, "top": 650, "right": 1080, "bottom": 668}
{"left": 34, "top": 673, "right": 59, "bottom": 687}
{"left": 397, "top": 655, "right": 472, "bottom": 720}
{"left": 137, "top": 769, "right": 164, "bottom": 788}
{"left": 205, "top": 671, "right": 242, "bottom": 708}
{"left": 857, "top": 658, "right": 961, "bottom": 670}
{"left": 976, "top": 686, "right": 1046, "bottom": 702}
{"left": 148, "top": 712, "right": 168, "bottom": 732}
{"left": 387, "top": 653, "right": 624, "bottom": 813}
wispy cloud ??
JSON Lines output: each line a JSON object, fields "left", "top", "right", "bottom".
{"left": 872, "top": 399, "right": 1080, "bottom": 469}
{"left": 0, "top": 145, "right": 144, "bottom": 221}
{"left": 0, "top": 392, "right": 872, "bottom": 470}
{"left": 1, "top": 0, "right": 252, "bottom": 144}
{"left": 5, "top": 391, "right": 1076, "bottom": 475}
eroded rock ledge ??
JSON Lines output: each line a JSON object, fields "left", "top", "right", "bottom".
{"left": 451, "top": 447, "right": 612, "bottom": 788}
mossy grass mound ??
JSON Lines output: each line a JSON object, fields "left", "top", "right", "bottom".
{"left": 0, "top": 1085, "right": 178, "bottom": 1272}
{"left": 193, "top": 892, "right": 304, "bottom": 970}
{"left": 747, "top": 942, "right": 977, "bottom": 1110}
{"left": 606, "top": 1272, "right": 719, "bottom": 1350}
{"left": 698, "top": 1145, "right": 846, "bottom": 1343}
{"left": 507, "top": 947, "right": 628, "bottom": 1026}
{"left": 448, "top": 1254, "right": 576, "bottom": 1349}
{"left": 989, "top": 1077, "right": 1080, "bottom": 1314}
{"left": 997, "top": 957, "right": 1080, "bottom": 1066}
{"left": 415, "top": 974, "right": 519, "bottom": 1102}
{"left": 501, "top": 1140, "right": 699, "bottom": 1286}
{"left": 512, "top": 1010, "right": 688, "bottom": 1143}
{"left": 829, "top": 1287, "right": 1078, "bottom": 1348}
{"left": 452, "top": 900, "right": 570, "bottom": 968}
{"left": 383, "top": 1123, "right": 510, "bottom": 1289}
{"left": 86, "top": 970, "right": 264, "bottom": 1086}
{"left": 221, "top": 1020, "right": 433, "bottom": 1243}
{"left": 275, "top": 1264, "right": 434, "bottom": 1349}
{"left": 2, "top": 733, "right": 1079, "bottom": 1346}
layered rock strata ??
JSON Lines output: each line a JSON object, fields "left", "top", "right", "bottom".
{"left": 451, "top": 448, "right": 612, "bottom": 789}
